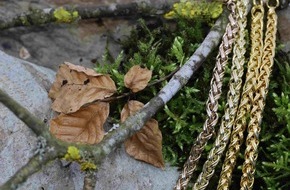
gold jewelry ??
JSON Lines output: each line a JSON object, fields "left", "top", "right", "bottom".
{"left": 174, "top": 1, "right": 239, "bottom": 189}
{"left": 218, "top": 0, "right": 279, "bottom": 189}
{"left": 217, "top": 1, "right": 265, "bottom": 188}
{"left": 193, "top": 0, "right": 248, "bottom": 189}
{"left": 240, "top": 0, "right": 278, "bottom": 189}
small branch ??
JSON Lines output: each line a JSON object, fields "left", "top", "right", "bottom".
{"left": 0, "top": 89, "right": 70, "bottom": 149}
{"left": 1, "top": 151, "right": 59, "bottom": 190}
{"left": 101, "top": 91, "right": 132, "bottom": 102}
{"left": 0, "top": 2, "right": 173, "bottom": 30}
{"left": 83, "top": 172, "right": 97, "bottom": 190}
{"left": 101, "top": 67, "right": 179, "bottom": 102}
{"left": 147, "top": 67, "right": 180, "bottom": 87}
{"left": 0, "top": 89, "right": 47, "bottom": 136}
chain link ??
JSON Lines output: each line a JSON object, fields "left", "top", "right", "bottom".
{"left": 174, "top": 1, "right": 239, "bottom": 189}
{"left": 240, "top": 3, "right": 278, "bottom": 189}
{"left": 217, "top": 2, "right": 265, "bottom": 189}
{"left": 192, "top": 0, "right": 248, "bottom": 189}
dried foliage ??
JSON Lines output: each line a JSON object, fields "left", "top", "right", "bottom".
{"left": 124, "top": 65, "right": 152, "bottom": 92}
{"left": 49, "top": 62, "right": 116, "bottom": 113}
{"left": 120, "top": 100, "right": 144, "bottom": 122}
{"left": 125, "top": 118, "right": 164, "bottom": 168}
{"left": 49, "top": 62, "right": 162, "bottom": 168}
{"left": 50, "top": 102, "right": 109, "bottom": 144}
{"left": 121, "top": 100, "right": 164, "bottom": 168}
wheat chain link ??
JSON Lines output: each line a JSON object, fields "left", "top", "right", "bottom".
{"left": 240, "top": 2, "right": 278, "bottom": 189}
{"left": 192, "top": 0, "right": 248, "bottom": 189}
{"left": 174, "top": 1, "right": 239, "bottom": 189}
{"left": 217, "top": 2, "right": 265, "bottom": 189}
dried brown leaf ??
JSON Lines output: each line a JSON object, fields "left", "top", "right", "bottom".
{"left": 125, "top": 119, "right": 164, "bottom": 168}
{"left": 121, "top": 100, "right": 164, "bottom": 168}
{"left": 124, "top": 65, "right": 152, "bottom": 93}
{"left": 120, "top": 100, "right": 144, "bottom": 123}
{"left": 49, "top": 63, "right": 116, "bottom": 113}
{"left": 50, "top": 102, "right": 109, "bottom": 144}
{"left": 65, "top": 62, "right": 103, "bottom": 77}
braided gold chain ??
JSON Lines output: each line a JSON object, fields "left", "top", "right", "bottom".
{"left": 192, "top": 0, "right": 248, "bottom": 189}
{"left": 174, "top": 1, "right": 239, "bottom": 189}
{"left": 240, "top": 1, "right": 278, "bottom": 189}
{"left": 217, "top": 2, "right": 265, "bottom": 189}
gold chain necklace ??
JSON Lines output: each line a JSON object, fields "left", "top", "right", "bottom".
{"left": 240, "top": 0, "right": 278, "bottom": 189}
{"left": 218, "top": 1, "right": 265, "bottom": 188}
{"left": 218, "top": 0, "right": 278, "bottom": 189}
{"left": 174, "top": 1, "right": 239, "bottom": 189}
{"left": 192, "top": 0, "right": 248, "bottom": 189}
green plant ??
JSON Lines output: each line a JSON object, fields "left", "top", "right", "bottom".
{"left": 254, "top": 56, "right": 290, "bottom": 190}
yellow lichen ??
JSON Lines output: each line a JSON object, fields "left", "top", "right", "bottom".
{"left": 164, "top": 1, "right": 223, "bottom": 20}
{"left": 64, "top": 146, "right": 81, "bottom": 161}
{"left": 53, "top": 7, "right": 79, "bottom": 23}
{"left": 80, "top": 161, "right": 97, "bottom": 171}
{"left": 63, "top": 146, "right": 97, "bottom": 171}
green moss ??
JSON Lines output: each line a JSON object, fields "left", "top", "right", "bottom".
{"left": 53, "top": 7, "right": 79, "bottom": 23}
{"left": 19, "top": 16, "right": 29, "bottom": 26}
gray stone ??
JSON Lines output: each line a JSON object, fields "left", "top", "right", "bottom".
{"left": 0, "top": 50, "right": 179, "bottom": 189}
{"left": 0, "top": 50, "right": 74, "bottom": 189}
{"left": 277, "top": 5, "right": 290, "bottom": 56}
{"left": 0, "top": 0, "right": 178, "bottom": 71}
{"left": 90, "top": 145, "right": 178, "bottom": 190}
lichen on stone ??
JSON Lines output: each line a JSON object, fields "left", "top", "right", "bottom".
{"left": 53, "top": 7, "right": 79, "bottom": 23}
{"left": 64, "top": 146, "right": 81, "bottom": 161}
{"left": 164, "top": 0, "right": 223, "bottom": 20}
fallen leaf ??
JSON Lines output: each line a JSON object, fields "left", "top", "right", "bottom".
{"left": 124, "top": 65, "right": 152, "bottom": 92}
{"left": 65, "top": 61, "right": 103, "bottom": 77}
{"left": 125, "top": 119, "right": 164, "bottom": 168}
{"left": 50, "top": 102, "right": 109, "bottom": 144}
{"left": 121, "top": 100, "right": 165, "bottom": 168}
{"left": 19, "top": 47, "right": 31, "bottom": 59}
{"left": 49, "top": 63, "right": 116, "bottom": 113}
{"left": 120, "top": 100, "right": 144, "bottom": 123}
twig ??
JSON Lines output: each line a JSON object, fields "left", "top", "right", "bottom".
{"left": 100, "top": 91, "right": 132, "bottom": 102}
{"left": 0, "top": 89, "right": 47, "bottom": 136}
{"left": 0, "top": 2, "right": 173, "bottom": 30}
{"left": 147, "top": 67, "right": 180, "bottom": 87}
{"left": 101, "top": 67, "right": 179, "bottom": 102}
{"left": 1, "top": 151, "right": 59, "bottom": 190}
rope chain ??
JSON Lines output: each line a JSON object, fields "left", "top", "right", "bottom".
{"left": 192, "top": 0, "right": 248, "bottom": 189}
{"left": 217, "top": 3, "right": 265, "bottom": 189}
{"left": 240, "top": 3, "right": 278, "bottom": 189}
{"left": 174, "top": 1, "right": 238, "bottom": 189}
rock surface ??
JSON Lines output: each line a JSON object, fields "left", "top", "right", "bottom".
{"left": 277, "top": 5, "right": 290, "bottom": 55}
{"left": 0, "top": 0, "right": 178, "bottom": 70}
{"left": 0, "top": 50, "right": 179, "bottom": 189}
